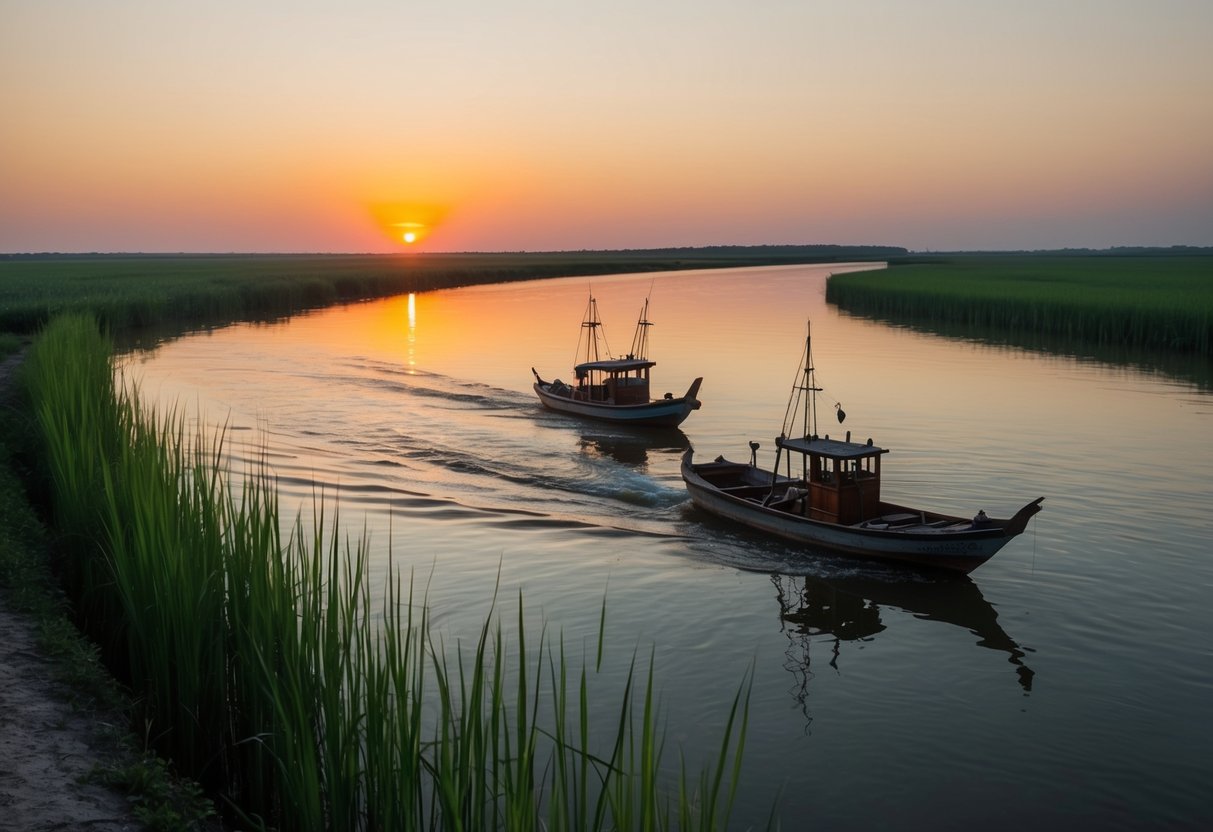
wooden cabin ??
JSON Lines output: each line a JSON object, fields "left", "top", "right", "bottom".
{"left": 573, "top": 358, "right": 654, "bottom": 405}
{"left": 777, "top": 434, "right": 888, "bottom": 525}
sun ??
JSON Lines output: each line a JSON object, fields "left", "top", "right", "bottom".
{"left": 393, "top": 221, "right": 426, "bottom": 246}
{"left": 372, "top": 203, "right": 446, "bottom": 249}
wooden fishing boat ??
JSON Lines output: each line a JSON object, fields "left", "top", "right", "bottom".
{"left": 681, "top": 324, "right": 1042, "bottom": 573}
{"left": 533, "top": 294, "right": 702, "bottom": 427}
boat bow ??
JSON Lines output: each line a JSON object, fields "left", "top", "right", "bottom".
{"left": 1004, "top": 497, "right": 1045, "bottom": 536}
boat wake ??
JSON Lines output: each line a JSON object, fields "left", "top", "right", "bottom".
{"left": 216, "top": 360, "right": 691, "bottom": 538}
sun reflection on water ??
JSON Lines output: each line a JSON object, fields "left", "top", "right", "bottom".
{"left": 406, "top": 292, "right": 417, "bottom": 371}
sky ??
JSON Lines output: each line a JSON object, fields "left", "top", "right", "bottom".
{"left": 2, "top": 0, "right": 1211, "bottom": 254}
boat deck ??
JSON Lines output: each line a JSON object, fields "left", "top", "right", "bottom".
{"left": 854, "top": 513, "right": 976, "bottom": 533}
{"left": 693, "top": 461, "right": 980, "bottom": 532}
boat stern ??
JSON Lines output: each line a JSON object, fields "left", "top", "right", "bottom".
{"left": 685, "top": 377, "right": 703, "bottom": 409}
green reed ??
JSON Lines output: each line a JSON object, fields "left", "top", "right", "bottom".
{"left": 22, "top": 313, "right": 759, "bottom": 830}
{"left": 826, "top": 255, "right": 1213, "bottom": 355}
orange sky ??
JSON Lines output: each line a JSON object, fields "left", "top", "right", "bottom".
{"left": 2, "top": 1, "right": 1211, "bottom": 253}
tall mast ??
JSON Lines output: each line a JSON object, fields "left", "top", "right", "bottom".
{"left": 782, "top": 321, "right": 822, "bottom": 441}
{"left": 629, "top": 295, "right": 652, "bottom": 360}
{"left": 578, "top": 293, "right": 608, "bottom": 365}
{"left": 806, "top": 321, "right": 820, "bottom": 439}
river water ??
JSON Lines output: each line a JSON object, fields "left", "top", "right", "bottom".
{"left": 123, "top": 263, "right": 1212, "bottom": 830}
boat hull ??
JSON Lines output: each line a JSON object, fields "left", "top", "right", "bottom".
{"left": 534, "top": 378, "right": 702, "bottom": 427}
{"left": 682, "top": 450, "right": 1042, "bottom": 573}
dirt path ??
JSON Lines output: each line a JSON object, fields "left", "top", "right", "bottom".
{"left": 0, "top": 607, "right": 144, "bottom": 831}
{"left": 0, "top": 349, "right": 144, "bottom": 830}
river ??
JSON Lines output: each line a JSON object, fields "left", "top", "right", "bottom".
{"left": 123, "top": 263, "right": 1212, "bottom": 830}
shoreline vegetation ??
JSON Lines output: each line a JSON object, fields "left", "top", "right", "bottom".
{"left": 825, "top": 252, "right": 1213, "bottom": 389}
{"left": 0, "top": 244, "right": 1209, "bottom": 828}
{"left": 827, "top": 252, "right": 1213, "bottom": 355}
{"left": 16, "top": 314, "right": 754, "bottom": 830}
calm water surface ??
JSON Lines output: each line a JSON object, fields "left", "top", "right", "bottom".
{"left": 124, "top": 264, "right": 1212, "bottom": 830}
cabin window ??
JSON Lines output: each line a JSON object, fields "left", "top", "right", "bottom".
{"left": 811, "top": 457, "right": 835, "bottom": 484}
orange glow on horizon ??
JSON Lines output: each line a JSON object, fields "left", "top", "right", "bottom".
{"left": 371, "top": 202, "right": 448, "bottom": 249}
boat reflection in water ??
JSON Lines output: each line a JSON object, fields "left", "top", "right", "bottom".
{"left": 771, "top": 572, "right": 1034, "bottom": 724}
{"left": 578, "top": 426, "right": 691, "bottom": 467}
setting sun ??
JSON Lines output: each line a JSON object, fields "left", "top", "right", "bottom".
{"left": 3, "top": 5, "right": 1210, "bottom": 254}
{"left": 371, "top": 206, "right": 446, "bottom": 248}
{"left": 391, "top": 221, "right": 425, "bottom": 246}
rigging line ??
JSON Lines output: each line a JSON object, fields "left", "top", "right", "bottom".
{"left": 573, "top": 293, "right": 588, "bottom": 368}
{"left": 630, "top": 293, "right": 652, "bottom": 359}
{"left": 600, "top": 318, "right": 613, "bottom": 360}
{"left": 1031, "top": 516, "right": 1038, "bottom": 578}
{"left": 596, "top": 290, "right": 615, "bottom": 360}
{"left": 574, "top": 291, "right": 615, "bottom": 367}
{"left": 781, "top": 336, "right": 809, "bottom": 437}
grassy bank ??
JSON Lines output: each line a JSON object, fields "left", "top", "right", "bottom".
{"left": 0, "top": 246, "right": 899, "bottom": 337}
{"left": 1, "top": 349, "right": 215, "bottom": 828}
{"left": 825, "top": 254, "right": 1213, "bottom": 355}
{"left": 16, "top": 314, "right": 755, "bottom": 831}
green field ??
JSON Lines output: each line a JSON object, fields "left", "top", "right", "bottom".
{"left": 0, "top": 246, "right": 899, "bottom": 337}
{"left": 826, "top": 254, "right": 1213, "bottom": 356}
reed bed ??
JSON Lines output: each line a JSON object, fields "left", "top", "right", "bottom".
{"left": 21, "top": 313, "right": 757, "bottom": 831}
{"left": 826, "top": 255, "right": 1213, "bottom": 355}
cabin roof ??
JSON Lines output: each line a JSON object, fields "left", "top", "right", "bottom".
{"left": 777, "top": 435, "right": 889, "bottom": 460}
{"left": 574, "top": 358, "right": 656, "bottom": 374}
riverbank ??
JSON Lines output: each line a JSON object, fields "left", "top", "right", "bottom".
{"left": 825, "top": 253, "right": 1213, "bottom": 355}
{"left": 9, "top": 310, "right": 752, "bottom": 829}
{"left": 0, "top": 348, "right": 141, "bottom": 830}
{"left": 0, "top": 350, "right": 218, "bottom": 831}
